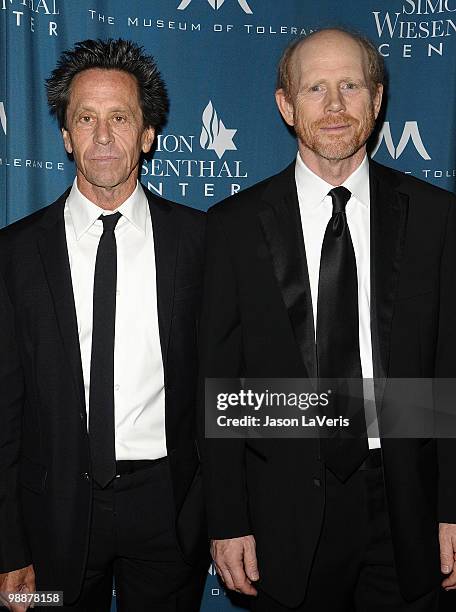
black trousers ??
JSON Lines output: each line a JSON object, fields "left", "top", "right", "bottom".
{"left": 251, "top": 461, "right": 440, "bottom": 612}
{"left": 62, "top": 459, "right": 208, "bottom": 612}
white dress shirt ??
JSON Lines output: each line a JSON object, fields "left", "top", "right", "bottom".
{"left": 295, "top": 153, "right": 380, "bottom": 449}
{"left": 64, "top": 178, "right": 167, "bottom": 460}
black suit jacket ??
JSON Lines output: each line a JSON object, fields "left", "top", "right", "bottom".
{"left": 0, "top": 185, "right": 207, "bottom": 603}
{"left": 199, "top": 160, "right": 456, "bottom": 607}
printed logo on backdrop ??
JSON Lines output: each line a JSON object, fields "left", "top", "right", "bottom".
{"left": 371, "top": 1, "right": 456, "bottom": 59}
{"left": 1, "top": 0, "right": 61, "bottom": 36}
{"left": 200, "top": 101, "right": 237, "bottom": 159}
{"left": 372, "top": 120, "right": 455, "bottom": 183}
{"left": 207, "top": 563, "right": 228, "bottom": 598}
{"left": 177, "top": 0, "right": 253, "bottom": 14}
{"left": 119, "top": 0, "right": 315, "bottom": 37}
{"left": 372, "top": 121, "right": 431, "bottom": 160}
{"left": 141, "top": 101, "right": 247, "bottom": 205}
{"left": 0, "top": 101, "right": 65, "bottom": 172}
{"left": 0, "top": 102, "right": 6, "bottom": 136}
{"left": 208, "top": 563, "right": 217, "bottom": 576}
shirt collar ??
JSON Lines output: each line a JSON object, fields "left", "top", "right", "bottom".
{"left": 295, "top": 152, "right": 370, "bottom": 210}
{"left": 66, "top": 178, "right": 148, "bottom": 240}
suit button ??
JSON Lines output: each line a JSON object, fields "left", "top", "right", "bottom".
{"left": 313, "top": 478, "right": 321, "bottom": 487}
{"left": 81, "top": 472, "right": 90, "bottom": 481}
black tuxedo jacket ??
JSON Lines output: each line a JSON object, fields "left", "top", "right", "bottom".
{"left": 199, "top": 160, "right": 456, "bottom": 607}
{"left": 0, "top": 185, "right": 207, "bottom": 603}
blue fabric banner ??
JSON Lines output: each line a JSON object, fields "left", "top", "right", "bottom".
{"left": 1, "top": 1, "right": 455, "bottom": 609}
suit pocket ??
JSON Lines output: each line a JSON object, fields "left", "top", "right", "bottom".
{"left": 394, "top": 289, "right": 434, "bottom": 302}
{"left": 174, "top": 284, "right": 201, "bottom": 302}
{"left": 20, "top": 456, "right": 47, "bottom": 494}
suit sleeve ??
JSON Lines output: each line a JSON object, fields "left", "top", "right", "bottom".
{"left": 0, "top": 273, "right": 31, "bottom": 572}
{"left": 198, "top": 208, "right": 251, "bottom": 540}
{"left": 434, "top": 195, "right": 456, "bottom": 523}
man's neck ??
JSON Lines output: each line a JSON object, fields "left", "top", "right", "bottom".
{"left": 76, "top": 173, "right": 138, "bottom": 211}
{"left": 298, "top": 145, "right": 367, "bottom": 186}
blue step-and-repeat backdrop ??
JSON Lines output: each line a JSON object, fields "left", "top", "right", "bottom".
{"left": 1, "top": 1, "right": 456, "bottom": 610}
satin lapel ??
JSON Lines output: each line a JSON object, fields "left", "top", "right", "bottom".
{"left": 145, "top": 187, "right": 179, "bottom": 373}
{"left": 370, "top": 162, "right": 409, "bottom": 393}
{"left": 37, "top": 191, "right": 86, "bottom": 413}
{"left": 258, "top": 166, "right": 316, "bottom": 378}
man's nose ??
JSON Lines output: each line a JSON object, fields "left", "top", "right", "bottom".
{"left": 93, "top": 119, "right": 113, "bottom": 145}
{"left": 325, "top": 86, "right": 346, "bottom": 113}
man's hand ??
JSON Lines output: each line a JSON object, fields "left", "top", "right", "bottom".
{"left": 440, "top": 523, "right": 456, "bottom": 589}
{"left": 211, "top": 535, "right": 259, "bottom": 596}
{"left": 0, "top": 565, "right": 35, "bottom": 611}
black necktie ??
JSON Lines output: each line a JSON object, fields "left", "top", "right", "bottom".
{"left": 316, "top": 187, "right": 368, "bottom": 481}
{"left": 89, "top": 212, "right": 121, "bottom": 488}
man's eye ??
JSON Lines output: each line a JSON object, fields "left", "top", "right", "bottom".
{"left": 310, "top": 85, "right": 323, "bottom": 92}
{"left": 113, "top": 116, "right": 127, "bottom": 123}
{"left": 342, "top": 82, "right": 358, "bottom": 90}
{"left": 80, "top": 116, "right": 92, "bottom": 123}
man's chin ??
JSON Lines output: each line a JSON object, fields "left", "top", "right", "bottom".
{"left": 312, "top": 137, "right": 365, "bottom": 162}
{"left": 319, "top": 148, "right": 361, "bottom": 161}
{"left": 83, "top": 174, "right": 125, "bottom": 190}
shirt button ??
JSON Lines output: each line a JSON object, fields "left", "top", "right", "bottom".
{"left": 116, "top": 289, "right": 120, "bottom": 295}
{"left": 114, "top": 384, "right": 120, "bottom": 391}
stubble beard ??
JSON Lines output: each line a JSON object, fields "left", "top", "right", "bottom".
{"left": 296, "top": 105, "right": 376, "bottom": 162}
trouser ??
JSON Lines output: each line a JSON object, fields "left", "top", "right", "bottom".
{"left": 60, "top": 459, "right": 208, "bottom": 612}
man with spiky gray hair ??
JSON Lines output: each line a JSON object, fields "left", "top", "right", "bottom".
{"left": 0, "top": 38, "right": 208, "bottom": 611}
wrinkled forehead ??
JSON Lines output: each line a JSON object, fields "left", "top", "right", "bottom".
{"left": 290, "top": 32, "right": 369, "bottom": 89}
{"left": 68, "top": 69, "right": 140, "bottom": 104}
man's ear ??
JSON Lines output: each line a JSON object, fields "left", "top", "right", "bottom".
{"left": 373, "top": 83, "right": 383, "bottom": 120}
{"left": 61, "top": 127, "right": 73, "bottom": 154}
{"left": 275, "top": 89, "right": 295, "bottom": 127}
{"left": 142, "top": 126, "right": 155, "bottom": 154}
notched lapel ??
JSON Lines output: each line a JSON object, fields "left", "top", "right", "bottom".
{"left": 258, "top": 172, "right": 316, "bottom": 378}
{"left": 146, "top": 189, "right": 179, "bottom": 372}
{"left": 370, "top": 164, "right": 409, "bottom": 384}
{"left": 37, "top": 199, "right": 86, "bottom": 413}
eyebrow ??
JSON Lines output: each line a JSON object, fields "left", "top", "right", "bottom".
{"left": 72, "top": 105, "right": 134, "bottom": 114}
{"left": 301, "top": 76, "right": 367, "bottom": 88}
